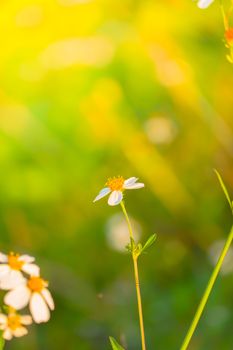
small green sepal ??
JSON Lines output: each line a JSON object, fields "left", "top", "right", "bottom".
{"left": 109, "top": 336, "right": 125, "bottom": 350}
{"left": 125, "top": 237, "right": 135, "bottom": 253}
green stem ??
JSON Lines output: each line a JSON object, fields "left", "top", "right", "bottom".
{"left": 180, "top": 225, "right": 233, "bottom": 350}
{"left": 120, "top": 201, "right": 147, "bottom": 350}
{"left": 0, "top": 335, "right": 5, "bottom": 350}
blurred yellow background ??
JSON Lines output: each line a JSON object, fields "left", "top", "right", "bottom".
{"left": 0, "top": 0, "right": 233, "bottom": 349}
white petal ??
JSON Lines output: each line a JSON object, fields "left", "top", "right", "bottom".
{"left": 3, "top": 328, "right": 13, "bottom": 340}
{"left": 93, "top": 187, "right": 111, "bottom": 202}
{"left": 30, "top": 293, "right": 50, "bottom": 323}
{"left": 20, "top": 315, "right": 32, "bottom": 325}
{"left": 0, "top": 265, "right": 10, "bottom": 276}
{"left": 0, "top": 314, "right": 7, "bottom": 325}
{"left": 0, "top": 270, "right": 25, "bottom": 290}
{"left": 22, "top": 263, "right": 40, "bottom": 276}
{"left": 41, "top": 288, "right": 55, "bottom": 310}
{"left": 13, "top": 327, "right": 28, "bottom": 338}
{"left": 123, "top": 177, "right": 138, "bottom": 186}
{"left": 19, "top": 255, "right": 35, "bottom": 263}
{"left": 198, "top": 0, "right": 214, "bottom": 9}
{"left": 4, "top": 285, "right": 30, "bottom": 310}
{"left": 123, "top": 182, "right": 145, "bottom": 189}
{"left": 0, "top": 253, "right": 8, "bottom": 263}
{"left": 108, "top": 190, "right": 123, "bottom": 206}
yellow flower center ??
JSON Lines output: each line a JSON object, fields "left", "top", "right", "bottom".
{"left": 7, "top": 314, "right": 21, "bottom": 331}
{"left": 106, "top": 176, "right": 125, "bottom": 191}
{"left": 8, "top": 253, "right": 24, "bottom": 271}
{"left": 27, "top": 276, "right": 47, "bottom": 293}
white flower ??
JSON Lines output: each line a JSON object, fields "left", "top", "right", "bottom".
{"left": 93, "top": 176, "right": 145, "bottom": 206}
{"left": 197, "top": 0, "right": 214, "bottom": 9}
{"left": 0, "top": 252, "right": 40, "bottom": 290}
{"left": 0, "top": 309, "right": 32, "bottom": 340}
{"left": 4, "top": 276, "right": 55, "bottom": 324}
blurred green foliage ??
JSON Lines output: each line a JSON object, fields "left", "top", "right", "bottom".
{"left": 0, "top": 0, "right": 233, "bottom": 349}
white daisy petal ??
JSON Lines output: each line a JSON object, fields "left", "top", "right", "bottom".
{"left": 13, "top": 327, "right": 28, "bottom": 338}
{"left": 0, "top": 270, "right": 25, "bottom": 290}
{"left": 30, "top": 293, "right": 50, "bottom": 323}
{"left": 20, "top": 315, "right": 32, "bottom": 325}
{"left": 22, "top": 263, "right": 40, "bottom": 276}
{"left": 123, "top": 177, "right": 138, "bottom": 186}
{"left": 108, "top": 190, "right": 123, "bottom": 206}
{"left": 0, "top": 314, "right": 7, "bottom": 325}
{"left": 4, "top": 285, "right": 31, "bottom": 310}
{"left": 19, "top": 255, "right": 35, "bottom": 263}
{"left": 93, "top": 187, "right": 111, "bottom": 202}
{"left": 0, "top": 253, "right": 8, "bottom": 263}
{"left": 123, "top": 182, "right": 145, "bottom": 189}
{"left": 198, "top": 0, "right": 214, "bottom": 8}
{"left": 3, "top": 328, "right": 13, "bottom": 340}
{"left": 41, "top": 288, "right": 55, "bottom": 310}
{"left": 0, "top": 265, "right": 10, "bottom": 276}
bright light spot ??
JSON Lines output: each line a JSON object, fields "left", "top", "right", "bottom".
{"left": 39, "top": 37, "right": 115, "bottom": 70}
{"left": 15, "top": 5, "right": 43, "bottom": 28}
{"left": 208, "top": 240, "right": 233, "bottom": 275}
{"left": 106, "top": 213, "right": 141, "bottom": 252}
{"left": 144, "top": 116, "right": 177, "bottom": 144}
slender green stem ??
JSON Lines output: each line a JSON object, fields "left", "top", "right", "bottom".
{"left": 120, "top": 201, "right": 134, "bottom": 241}
{"left": 120, "top": 201, "right": 147, "bottom": 350}
{"left": 0, "top": 335, "right": 5, "bottom": 350}
{"left": 180, "top": 225, "right": 233, "bottom": 350}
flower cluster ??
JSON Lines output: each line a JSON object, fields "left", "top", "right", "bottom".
{"left": 0, "top": 252, "right": 54, "bottom": 341}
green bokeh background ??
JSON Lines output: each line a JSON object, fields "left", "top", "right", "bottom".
{"left": 0, "top": 0, "right": 233, "bottom": 349}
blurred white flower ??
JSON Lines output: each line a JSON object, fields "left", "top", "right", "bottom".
{"left": 0, "top": 309, "right": 32, "bottom": 340}
{"left": 106, "top": 213, "right": 141, "bottom": 252}
{"left": 4, "top": 276, "right": 54, "bottom": 324}
{"left": 197, "top": 0, "right": 214, "bottom": 9}
{"left": 93, "top": 176, "right": 145, "bottom": 206}
{"left": 0, "top": 253, "right": 40, "bottom": 290}
{"left": 144, "top": 116, "right": 177, "bottom": 145}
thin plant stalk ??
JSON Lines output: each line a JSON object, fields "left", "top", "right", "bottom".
{"left": 120, "top": 201, "right": 147, "bottom": 350}
{"left": 180, "top": 225, "right": 233, "bottom": 350}
{"left": 0, "top": 336, "right": 4, "bottom": 350}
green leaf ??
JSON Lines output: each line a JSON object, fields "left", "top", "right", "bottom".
{"left": 109, "top": 337, "right": 125, "bottom": 350}
{"left": 141, "top": 234, "right": 157, "bottom": 253}
{"left": 214, "top": 169, "right": 232, "bottom": 212}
